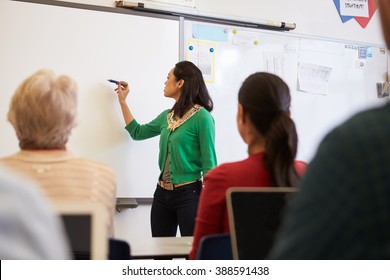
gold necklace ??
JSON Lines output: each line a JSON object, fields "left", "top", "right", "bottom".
{"left": 167, "top": 104, "right": 202, "bottom": 131}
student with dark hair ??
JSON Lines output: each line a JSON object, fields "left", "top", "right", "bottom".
{"left": 268, "top": 0, "right": 390, "bottom": 259}
{"left": 115, "top": 61, "right": 217, "bottom": 237}
{"left": 189, "top": 72, "right": 306, "bottom": 259}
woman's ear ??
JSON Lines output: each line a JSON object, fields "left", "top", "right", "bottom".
{"left": 237, "top": 103, "right": 251, "bottom": 144}
{"left": 177, "top": 79, "right": 184, "bottom": 89}
{"left": 237, "top": 103, "right": 245, "bottom": 124}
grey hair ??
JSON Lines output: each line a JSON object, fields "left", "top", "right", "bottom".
{"left": 7, "top": 69, "right": 78, "bottom": 149}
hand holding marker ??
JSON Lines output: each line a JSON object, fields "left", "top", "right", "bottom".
{"left": 108, "top": 79, "right": 129, "bottom": 100}
{"left": 107, "top": 79, "right": 128, "bottom": 87}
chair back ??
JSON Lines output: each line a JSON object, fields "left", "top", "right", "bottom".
{"left": 226, "top": 187, "right": 297, "bottom": 260}
{"left": 196, "top": 233, "right": 232, "bottom": 260}
{"left": 109, "top": 238, "right": 131, "bottom": 260}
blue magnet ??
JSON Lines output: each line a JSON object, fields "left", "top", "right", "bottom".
{"left": 189, "top": 45, "right": 194, "bottom": 51}
{"left": 210, "top": 48, "right": 214, "bottom": 53}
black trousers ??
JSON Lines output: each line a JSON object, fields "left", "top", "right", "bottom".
{"left": 151, "top": 181, "right": 202, "bottom": 237}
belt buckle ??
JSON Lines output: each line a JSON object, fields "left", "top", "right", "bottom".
{"left": 160, "top": 181, "right": 173, "bottom": 190}
{"left": 166, "top": 182, "right": 173, "bottom": 191}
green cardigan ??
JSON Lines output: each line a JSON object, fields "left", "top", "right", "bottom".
{"left": 125, "top": 108, "right": 217, "bottom": 184}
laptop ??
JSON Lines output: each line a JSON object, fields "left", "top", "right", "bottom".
{"left": 53, "top": 201, "right": 108, "bottom": 260}
{"left": 226, "top": 187, "right": 296, "bottom": 260}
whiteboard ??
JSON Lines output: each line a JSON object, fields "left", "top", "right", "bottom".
{"left": 0, "top": 0, "right": 179, "bottom": 198}
{"left": 0, "top": 2, "right": 387, "bottom": 198}
{"left": 183, "top": 20, "right": 388, "bottom": 164}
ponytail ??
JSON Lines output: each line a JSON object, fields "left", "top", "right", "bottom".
{"left": 263, "top": 113, "right": 300, "bottom": 186}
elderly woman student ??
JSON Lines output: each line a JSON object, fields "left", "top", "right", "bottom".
{"left": 1, "top": 69, "right": 117, "bottom": 237}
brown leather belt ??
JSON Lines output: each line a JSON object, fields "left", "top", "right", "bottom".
{"left": 159, "top": 180, "right": 198, "bottom": 191}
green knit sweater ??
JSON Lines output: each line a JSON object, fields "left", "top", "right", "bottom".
{"left": 125, "top": 108, "right": 217, "bottom": 184}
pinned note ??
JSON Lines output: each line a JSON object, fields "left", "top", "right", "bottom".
{"left": 191, "top": 24, "right": 228, "bottom": 42}
{"left": 186, "top": 39, "right": 216, "bottom": 83}
{"left": 298, "top": 63, "right": 333, "bottom": 95}
{"left": 232, "top": 30, "right": 260, "bottom": 47}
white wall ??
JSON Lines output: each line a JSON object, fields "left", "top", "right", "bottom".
{"left": 59, "top": 0, "right": 386, "bottom": 45}
{"left": 12, "top": 0, "right": 390, "bottom": 247}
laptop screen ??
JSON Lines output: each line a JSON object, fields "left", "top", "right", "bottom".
{"left": 54, "top": 201, "right": 108, "bottom": 260}
{"left": 226, "top": 187, "right": 296, "bottom": 260}
{"left": 61, "top": 214, "right": 93, "bottom": 259}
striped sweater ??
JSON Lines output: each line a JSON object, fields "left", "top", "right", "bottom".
{"left": 0, "top": 150, "right": 116, "bottom": 237}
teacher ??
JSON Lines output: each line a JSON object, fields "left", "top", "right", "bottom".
{"left": 115, "top": 61, "right": 217, "bottom": 237}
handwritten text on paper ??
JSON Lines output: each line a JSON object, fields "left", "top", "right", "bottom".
{"left": 340, "top": 0, "right": 369, "bottom": 17}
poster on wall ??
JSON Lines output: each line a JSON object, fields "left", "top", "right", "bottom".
{"left": 333, "top": 0, "right": 377, "bottom": 28}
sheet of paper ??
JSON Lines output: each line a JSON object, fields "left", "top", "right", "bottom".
{"left": 191, "top": 24, "right": 228, "bottom": 42}
{"left": 298, "top": 63, "right": 332, "bottom": 95}
{"left": 231, "top": 30, "right": 259, "bottom": 47}
{"left": 264, "top": 52, "right": 286, "bottom": 80}
{"left": 186, "top": 39, "right": 215, "bottom": 82}
{"left": 340, "top": 0, "right": 369, "bottom": 17}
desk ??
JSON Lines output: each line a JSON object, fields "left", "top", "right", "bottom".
{"left": 131, "top": 236, "right": 193, "bottom": 259}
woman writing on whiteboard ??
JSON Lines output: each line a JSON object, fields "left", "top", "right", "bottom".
{"left": 115, "top": 61, "right": 217, "bottom": 237}
{"left": 189, "top": 72, "right": 307, "bottom": 259}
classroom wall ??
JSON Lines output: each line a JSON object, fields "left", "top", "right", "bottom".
{"left": 59, "top": 0, "right": 386, "bottom": 45}
{"left": 5, "top": 0, "right": 389, "bottom": 247}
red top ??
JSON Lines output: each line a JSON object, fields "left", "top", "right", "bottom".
{"left": 189, "top": 152, "right": 307, "bottom": 259}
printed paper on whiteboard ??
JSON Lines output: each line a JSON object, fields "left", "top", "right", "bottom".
{"left": 231, "top": 30, "right": 260, "bottom": 47}
{"left": 186, "top": 40, "right": 215, "bottom": 83}
{"left": 298, "top": 63, "right": 332, "bottom": 95}
{"left": 264, "top": 52, "right": 286, "bottom": 81}
{"left": 340, "top": 0, "right": 369, "bottom": 17}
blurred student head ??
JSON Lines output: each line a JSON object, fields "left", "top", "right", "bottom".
{"left": 7, "top": 69, "right": 77, "bottom": 150}
{"left": 0, "top": 165, "right": 70, "bottom": 259}
{"left": 237, "top": 72, "right": 300, "bottom": 186}
{"left": 378, "top": 0, "right": 390, "bottom": 49}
